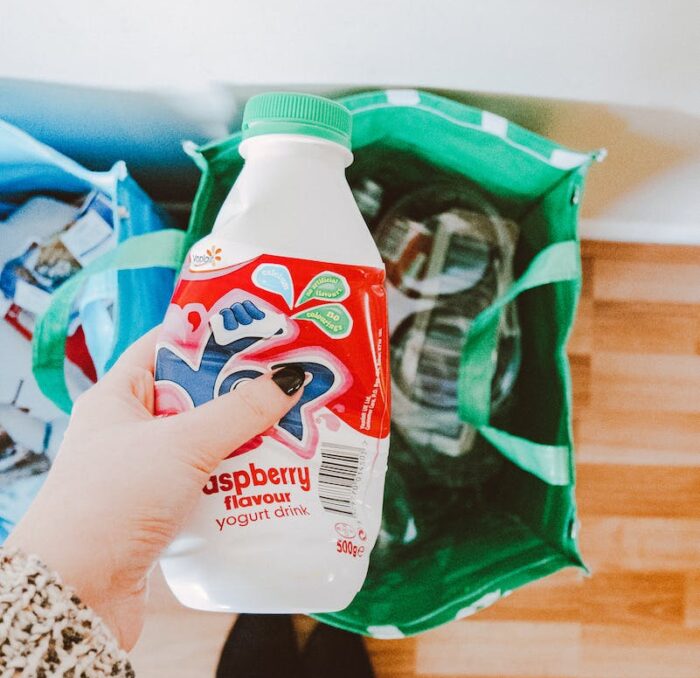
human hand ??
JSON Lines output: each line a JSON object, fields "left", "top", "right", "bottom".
{"left": 6, "top": 327, "right": 305, "bottom": 651}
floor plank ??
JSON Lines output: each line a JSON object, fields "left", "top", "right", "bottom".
{"left": 589, "top": 352, "right": 700, "bottom": 413}
{"left": 580, "top": 240, "right": 700, "bottom": 265}
{"left": 593, "top": 259, "right": 700, "bottom": 304}
{"left": 578, "top": 625, "right": 700, "bottom": 678}
{"left": 415, "top": 621, "right": 581, "bottom": 677}
{"left": 579, "top": 517, "right": 700, "bottom": 572}
{"left": 576, "top": 463, "right": 700, "bottom": 518}
{"left": 576, "top": 410, "right": 700, "bottom": 455}
{"left": 576, "top": 442, "right": 700, "bottom": 467}
{"left": 568, "top": 298, "right": 593, "bottom": 356}
{"left": 591, "top": 300, "right": 699, "bottom": 354}
{"left": 685, "top": 572, "right": 700, "bottom": 630}
{"left": 474, "top": 571, "right": 684, "bottom": 627}
{"left": 367, "top": 637, "right": 417, "bottom": 678}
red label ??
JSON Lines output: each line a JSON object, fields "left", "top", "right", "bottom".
{"left": 154, "top": 254, "right": 390, "bottom": 459}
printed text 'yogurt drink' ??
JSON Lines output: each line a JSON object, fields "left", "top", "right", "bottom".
{"left": 154, "top": 93, "right": 391, "bottom": 613}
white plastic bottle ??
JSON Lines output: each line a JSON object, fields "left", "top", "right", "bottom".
{"left": 154, "top": 93, "right": 391, "bottom": 613}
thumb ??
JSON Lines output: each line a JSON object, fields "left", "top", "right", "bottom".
{"left": 154, "top": 365, "right": 306, "bottom": 471}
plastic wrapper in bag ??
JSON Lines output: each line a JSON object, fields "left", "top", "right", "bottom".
{"left": 351, "top": 162, "right": 522, "bottom": 545}
{"left": 380, "top": 187, "right": 519, "bottom": 480}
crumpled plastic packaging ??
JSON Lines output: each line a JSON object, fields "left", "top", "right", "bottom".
{"left": 350, "top": 150, "right": 520, "bottom": 547}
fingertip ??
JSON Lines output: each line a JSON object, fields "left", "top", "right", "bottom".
{"left": 271, "top": 364, "right": 307, "bottom": 397}
{"left": 159, "top": 372, "right": 304, "bottom": 469}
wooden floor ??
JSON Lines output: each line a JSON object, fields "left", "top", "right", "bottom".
{"left": 130, "top": 240, "right": 700, "bottom": 678}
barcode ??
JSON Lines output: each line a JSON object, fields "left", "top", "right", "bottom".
{"left": 318, "top": 442, "right": 365, "bottom": 516}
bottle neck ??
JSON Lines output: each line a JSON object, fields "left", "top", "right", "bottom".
{"left": 209, "top": 132, "right": 383, "bottom": 268}
{"left": 239, "top": 134, "right": 353, "bottom": 168}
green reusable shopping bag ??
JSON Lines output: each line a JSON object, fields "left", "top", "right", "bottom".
{"left": 33, "top": 90, "right": 599, "bottom": 637}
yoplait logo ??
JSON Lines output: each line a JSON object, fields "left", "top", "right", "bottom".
{"left": 190, "top": 244, "right": 223, "bottom": 269}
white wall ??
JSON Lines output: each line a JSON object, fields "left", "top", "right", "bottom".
{"left": 1, "top": 0, "right": 699, "bottom": 114}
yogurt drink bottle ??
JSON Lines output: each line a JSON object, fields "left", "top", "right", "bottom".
{"left": 154, "top": 92, "right": 391, "bottom": 613}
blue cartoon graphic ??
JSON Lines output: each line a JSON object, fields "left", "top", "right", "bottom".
{"left": 156, "top": 300, "right": 280, "bottom": 408}
{"left": 155, "top": 299, "right": 340, "bottom": 446}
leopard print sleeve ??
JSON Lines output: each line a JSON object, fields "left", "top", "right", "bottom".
{"left": 0, "top": 547, "right": 134, "bottom": 677}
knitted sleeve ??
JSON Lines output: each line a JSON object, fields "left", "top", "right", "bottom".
{"left": 0, "top": 547, "right": 134, "bottom": 677}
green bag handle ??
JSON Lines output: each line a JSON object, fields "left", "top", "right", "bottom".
{"left": 458, "top": 240, "right": 580, "bottom": 486}
{"left": 32, "top": 229, "right": 186, "bottom": 414}
{"left": 33, "top": 227, "right": 579, "bottom": 485}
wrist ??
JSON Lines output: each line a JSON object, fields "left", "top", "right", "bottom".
{"left": 0, "top": 545, "right": 135, "bottom": 670}
{"left": 6, "top": 516, "right": 141, "bottom": 650}
{"left": 5, "top": 489, "right": 103, "bottom": 606}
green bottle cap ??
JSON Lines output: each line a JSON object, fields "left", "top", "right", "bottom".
{"left": 242, "top": 92, "right": 352, "bottom": 149}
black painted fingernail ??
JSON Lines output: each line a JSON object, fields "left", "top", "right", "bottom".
{"left": 272, "top": 365, "right": 305, "bottom": 395}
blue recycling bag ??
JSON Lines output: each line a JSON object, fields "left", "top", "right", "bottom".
{"left": 0, "top": 118, "right": 173, "bottom": 379}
